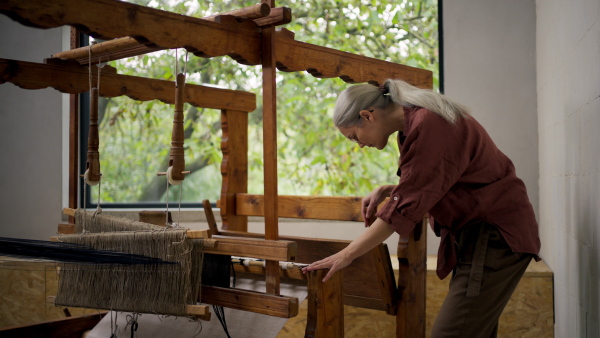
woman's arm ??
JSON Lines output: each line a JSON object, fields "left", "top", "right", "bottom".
{"left": 362, "top": 185, "right": 397, "bottom": 226}
{"left": 301, "top": 217, "right": 395, "bottom": 282}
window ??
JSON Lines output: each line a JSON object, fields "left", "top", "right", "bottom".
{"left": 81, "top": 0, "right": 441, "bottom": 208}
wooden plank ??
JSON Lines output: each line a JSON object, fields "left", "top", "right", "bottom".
{"left": 396, "top": 218, "right": 427, "bottom": 337}
{"left": 0, "top": 0, "right": 261, "bottom": 65}
{"left": 305, "top": 269, "right": 343, "bottom": 338}
{"left": 0, "top": 59, "right": 256, "bottom": 112}
{"left": 205, "top": 236, "right": 296, "bottom": 261}
{"left": 275, "top": 29, "right": 433, "bottom": 87}
{"left": 236, "top": 194, "right": 365, "bottom": 221}
{"left": 200, "top": 285, "right": 298, "bottom": 318}
{"left": 219, "top": 109, "right": 249, "bottom": 231}
{"left": 373, "top": 241, "right": 399, "bottom": 315}
{"left": 261, "top": 22, "right": 280, "bottom": 295}
{"left": 0, "top": 312, "right": 107, "bottom": 338}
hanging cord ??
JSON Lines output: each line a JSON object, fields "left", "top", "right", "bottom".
{"left": 165, "top": 49, "right": 190, "bottom": 228}
{"left": 213, "top": 305, "right": 231, "bottom": 338}
{"left": 125, "top": 313, "right": 140, "bottom": 338}
{"left": 110, "top": 311, "right": 119, "bottom": 338}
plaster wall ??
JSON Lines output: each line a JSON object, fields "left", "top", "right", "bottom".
{"left": 0, "top": 16, "right": 67, "bottom": 240}
{"left": 441, "top": 0, "right": 539, "bottom": 254}
{"left": 536, "top": 0, "right": 600, "bottom": 336}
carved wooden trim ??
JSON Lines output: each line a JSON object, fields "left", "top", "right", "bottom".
{"left": 275, "top": 29, "right": 433, "bottom": 87}
{"left": 0, "top": 59, "right": 256, "bottom": 112}
{"left": 0, "top": 0, "right": 261, "bottom": 64}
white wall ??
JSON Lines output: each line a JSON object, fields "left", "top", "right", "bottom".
{"left": 0, "top": 17, "right": 67, "bottom": 240}
{"left": 441, "top": 0, "right": 539, "bottom": 267}
{"left": 443, "top": 0, "right": 539, "bottom": 215}
{"left": 537, "top": 0, "right": 600, "bottom": 336}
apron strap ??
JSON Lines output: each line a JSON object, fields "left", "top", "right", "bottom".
{"left": 466, "top": 223, "right": 491, "bottom": 297}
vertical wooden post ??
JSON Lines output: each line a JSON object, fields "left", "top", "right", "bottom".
{"left": 305, "top": 269, "right": 344, "bottom": 338}
{"left": 68, "top": 27, "right": 80, "bottom": 222}
{"left": 396, "top": 218, "right": 427, "bottom": 337}
{"left": 261, "top": 0, "right": 280, "bottom": 296}
{"left": 219, "top": 109, "right": 248, "bottom": 231}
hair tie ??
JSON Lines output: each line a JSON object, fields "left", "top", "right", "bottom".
{"left": 378, "top": 84, "right": 389, "bottom": 95}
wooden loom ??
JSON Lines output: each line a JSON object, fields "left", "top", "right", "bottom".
{"left": 0, "top": 0, "right": 432, "bottom": 336}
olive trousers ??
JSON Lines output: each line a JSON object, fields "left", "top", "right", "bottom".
{"left": 430, "top": 223, "right": 533, "bottom": 338}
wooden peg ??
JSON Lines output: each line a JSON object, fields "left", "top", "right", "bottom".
{"left": 168, "top": 73, "right": 186, "bottom": 181}
{"left": 85, "top": 87, "right": 101, "bottom": 183}
{"left": 202, "top": 199, "right": 220, "bottom": 235}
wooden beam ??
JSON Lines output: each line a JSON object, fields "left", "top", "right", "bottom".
{"left": 261, "top": 22, "right": 280, "bottom": 295}
{"left": 252, "top": 7, "right": 292, "bottom": 27}
{"left": 219, "top": 109, "right": 249, "bottom": 231}
{"left": 45, "top": 296, "right": 211, "bottom": 321}
{"left": 205, "top": 236, "right": 296, "bottom": 261}
{"left": 0, "top": 0, "right": 261, "bottom": 64}
{"left": 396, "top": 218, "right": 427, "bottom": 337}
{"left": 0, "top": 59, "right": 256, "bottom": 112}
{"left": 200, "top": 285, "right": 299, "bottom": 318}
{"left": 51, "top": 37, "right": 161, "bottom": 64}
{"left": 305, "top": 269, "right": 343, "bottom": 338}
{"left": 236, "top": 194, "right": 365, "bottom": 221}
{"left": 49, "top": 4, "right": 276, "bottom": 66}
{"left": 274, "top": 29, "right": 433, "bottom": 87}
{"left": 203, "top": 3, "right": 270, "bottom": 21}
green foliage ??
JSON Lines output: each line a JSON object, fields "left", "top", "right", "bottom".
{"left": 91, "top": 0, "right": 438, "bottom": 204}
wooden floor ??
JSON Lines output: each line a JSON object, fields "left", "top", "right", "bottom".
{"left": 1, "top": 255, "right": 553, "bottom": 337}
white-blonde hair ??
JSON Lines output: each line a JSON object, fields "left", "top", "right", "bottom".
{"left": 333, "top": 79, "right": 469, "bottom": 128}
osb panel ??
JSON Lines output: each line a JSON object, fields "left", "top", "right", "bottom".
{"left": 279, "top": 257, "right": 554, "bottom": 338}
{"left": 0, "top": 260, "right": 49, "bottom": 328}
{"left": 0, "top": 258, "right": 99, "bottom": 329}
{"left": 277, "top": 300, "right": 397, "bottom": 338}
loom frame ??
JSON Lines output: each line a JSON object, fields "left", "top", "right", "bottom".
{"left": 0, "top": 0, "right": 431, "bottom": 336}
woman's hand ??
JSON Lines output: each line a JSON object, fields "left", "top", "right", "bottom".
{"left": 301, "top": 251, "right": 353, "bottom": 282}
{"left": 301, "top": 219, "right": 396, "bottom": 282}
{"left": 362, "top": 185, "right": 395, "bottom": 227}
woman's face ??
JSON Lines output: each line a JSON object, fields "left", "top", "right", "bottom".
{"left": 337, "top": 108, "right": 388, "bottom": 150}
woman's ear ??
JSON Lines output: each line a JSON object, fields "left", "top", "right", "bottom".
{"left": 359, "top": 109, "right": 375, "bottom": 122}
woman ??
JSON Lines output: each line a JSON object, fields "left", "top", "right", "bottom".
{"left": 301, "top": 79, "right": 541, "bottom": 337}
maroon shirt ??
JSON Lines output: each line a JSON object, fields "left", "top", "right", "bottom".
{"left": 376, "top": 106, "right": 541, "bottom": 279}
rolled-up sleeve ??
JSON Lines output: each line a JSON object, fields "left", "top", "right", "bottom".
{"left": 376, "top": 108, "right": 470, "bottom": 236}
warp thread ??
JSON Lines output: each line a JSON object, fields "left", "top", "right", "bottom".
{"left": 55, "top": 229, "right": 204, "bottom": 316}
{"left": 74, "top": 209, "right": 166, "bottom": 233}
